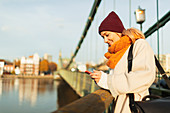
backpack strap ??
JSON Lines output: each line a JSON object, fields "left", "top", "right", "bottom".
{"left": 127, "top": 44, "right": 138, "bottom": 113}
{"left": 128, "top": 44, "right": 133, "bottom": 73}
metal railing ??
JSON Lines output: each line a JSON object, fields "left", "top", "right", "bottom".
{"left": 57, "top": 69, "right": 100, "bottom": 97}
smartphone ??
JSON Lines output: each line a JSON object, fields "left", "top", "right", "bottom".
{"left": 85, "top": 70, "right": 92, "bottom": 74}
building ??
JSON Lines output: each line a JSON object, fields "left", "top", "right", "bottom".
{"left": 20, "top": 53, "right": 40, "bottom": 75}
{"left": 0, "top": 59, "right": 14, "bottom": 75}
{"left": 0, "top": 61, "right": 4, "bottom": 75}
{"left": 4, "top": 64, "right": 14, "bottom": 74}
{"left": 165, "top": 54, "right": 170, "bottom": 72}
{"left": 158, "top": 54, "right": 170, "bottom": 73}
{"left": 44, "top": 53, "right": 52, "bottom": 63}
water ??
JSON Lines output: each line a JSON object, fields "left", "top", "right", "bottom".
{"left": 0, "top": 78, "right": 60, "bottom": 113}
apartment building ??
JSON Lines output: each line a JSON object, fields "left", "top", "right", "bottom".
{"left": 0, "top": 61, "right": 4, "bottom": 75}
{"left": 4, "top": 64, "right": 14, "bottom": 74}
{"left": 20, "top": 53, "right": 40, "bottom": 75}
{"left": 44, "top": 53, "right": 52, "bottom": 62}
{"left": 159, "top": 54, "right": 170, "bottom": 73}
{"left": 0, "top": 60, "right": 14, "bottom": 75}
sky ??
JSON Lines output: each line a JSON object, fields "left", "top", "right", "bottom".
{"left": 0, "top": 0, "right": 169, "bottom": 64}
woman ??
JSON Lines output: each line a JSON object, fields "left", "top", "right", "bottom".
{"left": 90, "top": 11, "right": 155, "bottom": 113}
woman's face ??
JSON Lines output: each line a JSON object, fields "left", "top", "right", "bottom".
{"left": 101, "top": 31, "right": 121, "bottom": 47}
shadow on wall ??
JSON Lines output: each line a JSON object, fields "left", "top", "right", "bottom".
{"left": 57, "top": 79, "right": 81, "bottom": 108}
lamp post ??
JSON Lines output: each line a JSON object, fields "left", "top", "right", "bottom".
{"left": 134, "top": 6, "right": 145, "bottom": 31}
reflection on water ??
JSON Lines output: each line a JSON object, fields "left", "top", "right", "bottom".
{"left": 0, "top": 78, "right": 60, "bottom": 113}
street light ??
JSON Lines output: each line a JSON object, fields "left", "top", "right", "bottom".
{"left": 134, "top": 6, "right": 145, "bottom": 31}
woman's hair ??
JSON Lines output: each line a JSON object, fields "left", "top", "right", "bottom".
{"left": 122, "top": 28, "right": 145, "bottom": 43}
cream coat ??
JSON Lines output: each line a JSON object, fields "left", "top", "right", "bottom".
{"left": 98, "top": 39, "right": 156, "bottom": 113}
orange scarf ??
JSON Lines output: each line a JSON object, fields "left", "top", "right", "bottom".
{"left": 104, "top": 36, "right": 132, "bottom": 69}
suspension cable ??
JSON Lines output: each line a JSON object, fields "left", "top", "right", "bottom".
{"left": 65, "top": 0, "right": 102, "bottom": 69}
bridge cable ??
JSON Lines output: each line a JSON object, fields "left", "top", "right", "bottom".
{"left": 65, "top": 0, "right": 102, "bottom": 69}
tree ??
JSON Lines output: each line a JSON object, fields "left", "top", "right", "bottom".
{"left": 14, "top": 59, "right": 20, "bottom": 67}
{"left": 39, "top": 60, "right": 49, "bottom": 74}
{"left": 49, "top": 62, "right": 57, "bottom": 74}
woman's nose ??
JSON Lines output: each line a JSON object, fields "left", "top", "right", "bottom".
{"left": 104, "top": 37, "right": 108, "bottom": 43}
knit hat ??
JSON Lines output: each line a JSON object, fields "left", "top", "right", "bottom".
{"left": 99, "top": 11, "right": 125, "bottom": 35}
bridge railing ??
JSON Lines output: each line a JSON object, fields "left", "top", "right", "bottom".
{"left": 53, "top": 89, "right": 114, "bottom": 113}
{"left": 57, "top": 69, "right": 100, "bottom": 97}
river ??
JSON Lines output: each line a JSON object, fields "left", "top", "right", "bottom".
{"left": 0, "top": 78, "right": 80, "bottom": 113}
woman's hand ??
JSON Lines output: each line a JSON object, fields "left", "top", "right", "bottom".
{"left": 90, "top": 70, "right": 102, "bottom": 83}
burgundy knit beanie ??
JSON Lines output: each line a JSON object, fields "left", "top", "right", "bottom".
{"left": 99, "top": 11, "right": 125, "bottom": 35}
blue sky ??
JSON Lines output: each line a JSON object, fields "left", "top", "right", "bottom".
{"left": 0, "top": 0, "right": 169, "bottom": 64}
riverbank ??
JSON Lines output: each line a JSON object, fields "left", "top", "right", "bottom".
{"left": 0, "top": 74, "right": 61, "bottom": 79}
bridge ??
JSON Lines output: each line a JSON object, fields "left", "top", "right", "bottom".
{"left": 53, "top": 0, "right": 170, "bottom": 113}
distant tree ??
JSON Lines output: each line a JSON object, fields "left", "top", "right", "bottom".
{"left": 39, "top": 60, "right": 49, "bottom": 74}
{"left": 49, "top": 62, "right": 57, "bottom": 74}
{"left": 11, "top": 70, "right": 15, "bottom": 75}
{"left": 14, "top": 60, "right": 20, "bottom": 67}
